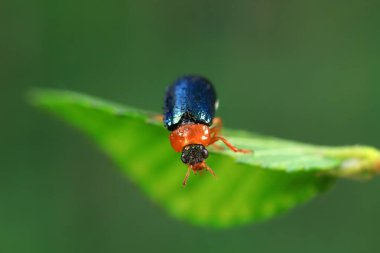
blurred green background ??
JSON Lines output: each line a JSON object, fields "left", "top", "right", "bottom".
{"left": 1, "top": 0, "right": 380, "bottom": 252}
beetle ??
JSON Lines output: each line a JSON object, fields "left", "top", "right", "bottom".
{"left": 163, "top": 75, "right": 251, "bottom": 186}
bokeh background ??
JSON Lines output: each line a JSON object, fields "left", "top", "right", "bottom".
{"left": 2, "top": 0, "right": 380, "bottom": 252}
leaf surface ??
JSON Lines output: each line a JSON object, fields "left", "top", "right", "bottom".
{"left": 31, "top": 90, "right": 380, "bottom": 227}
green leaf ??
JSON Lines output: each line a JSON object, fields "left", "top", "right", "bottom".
{"left": 30, "top": 89, "right": 380, "bottom": 228}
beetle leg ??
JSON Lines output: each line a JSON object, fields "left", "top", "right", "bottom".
{"left": 211, "top": 143, "right": 225, "bottom": 151}
{"left": 210, "top": 136, "right": 251, "bottom": 153}
{"left": 210, "top": 117, "right": 251, "bottom": 153}
{"left": 152, "top": 114, "right": 164, "bottom": 122}
{"left": 210, "top": 117, "right": 223, "bottom": 137}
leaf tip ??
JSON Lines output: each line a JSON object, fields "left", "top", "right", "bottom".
{"left": 26, "top": 88, "right": 43, "bottom": 105}
{"left": 26, "top": 88, "right": 59, "bottom": 107}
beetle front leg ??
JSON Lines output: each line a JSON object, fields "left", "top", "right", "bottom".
{"left": 182, "top": 167, "right": 191, "bottom": 186}
{"left": 209, "top": 136, "right": 251, "bottom": 153}
{"left": 209, "top": 118, "right": 251, "bottom": 153}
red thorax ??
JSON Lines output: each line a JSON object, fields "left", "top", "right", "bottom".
{"left": 169, "top": 124, "right": 211, "bottom": 152}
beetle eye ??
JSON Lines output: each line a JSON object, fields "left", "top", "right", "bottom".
{"left": 181, "top": 152, "right": 189, "bottom": 164}
{"left": 202, "top": 148, "right": 209, "bottom": 159}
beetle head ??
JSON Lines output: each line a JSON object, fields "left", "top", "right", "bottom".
{"left": 181, "top": 144, "right": 209, "bottom": 165}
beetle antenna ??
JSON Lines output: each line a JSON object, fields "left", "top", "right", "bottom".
{"left": 182, "top": 167, "right": 191, "bottom": 186}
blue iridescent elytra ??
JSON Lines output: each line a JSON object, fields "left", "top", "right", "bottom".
{"left": 163, "top": 75, "right": 217, "bottom": 131}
